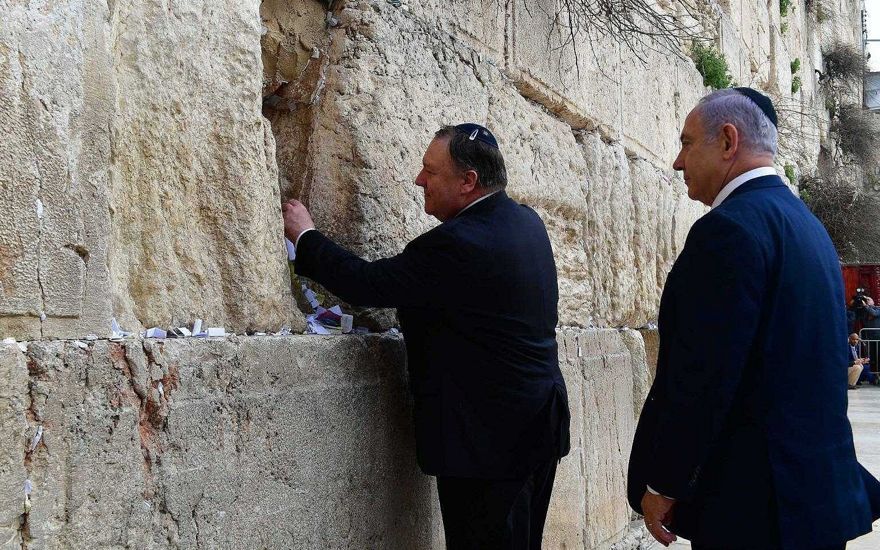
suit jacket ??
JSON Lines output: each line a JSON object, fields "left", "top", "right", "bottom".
{"left": 850, "top": 343, "right": 867, "bottom": 363}
{"left": 627, "top": 175, "right": 880, "bottom": 549}
{"left": 295, "top": 191, "right": 570, "bottom": 479}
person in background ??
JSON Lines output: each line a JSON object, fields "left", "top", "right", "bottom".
{"left": 849, "top": 333, "right": 878, "bottom": 387}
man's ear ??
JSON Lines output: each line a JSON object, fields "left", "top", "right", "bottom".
{"left": 720, "top": 123, "right": 739, "bottom": 161}
{"left": 462, "top": 170, "right": 479, "bottom": 193}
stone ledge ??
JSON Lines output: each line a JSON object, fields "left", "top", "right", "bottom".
{"left": 1, "top": 329, "right": 649, "bottom": 548}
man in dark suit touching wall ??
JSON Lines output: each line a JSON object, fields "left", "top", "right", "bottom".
{"left": 282, "top": 124, "right": 570, "bottom": 550}
{"left": 627, "top": 88, "right": 880, "bottom": 550}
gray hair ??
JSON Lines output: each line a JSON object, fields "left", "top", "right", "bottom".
{"left": 694, "top": 89, "right": 778, "bottom": 156}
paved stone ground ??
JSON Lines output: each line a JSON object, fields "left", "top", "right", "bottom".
{"left": 660, "top": 385, "right": 880, "bottom": 549}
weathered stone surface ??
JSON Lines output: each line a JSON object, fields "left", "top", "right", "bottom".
{"left": 12, "top": 336, "right": 433, "bottom": 548}
{"left": 619, "top": 329, "right": 652, "bottom": 420}
{"left": 509, "top": 0, "right": 624, "bottom": 138}
{"left": 0, "top": 1, "right": 113, "bottom": 340}
{"left": 548, "top": 329, "right": 639, "bottom": 548}
{"left": 108, "top": 0, "right": 299, "bottom": 334}
{"left": 0, "top": 329, "right": 650, "bottom": 549}
{"left": 0, "top": 344, "right": 28, "bottom": 548}
{"left": 639, "top": 328, "right": 661, "bottom": 381}
{"left": 265, "top": 1, "right": 704, "bottom": 329}
{"left": 577, "top": 132, "right": 704, "bottom": 327}
{"left": 0, "top": 1, "right": 302, "bottom": 339}
{"left": 0, "top": 0, "right": 865, "bottom": 547}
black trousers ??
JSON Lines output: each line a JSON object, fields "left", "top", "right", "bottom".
{"left": 436, "top": 459, "right": 558, "bottom": 550}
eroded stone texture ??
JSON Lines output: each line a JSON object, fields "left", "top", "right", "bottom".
{"left": 11, "top": 336, "right": 432, "bottom": 548}
{"left": 0, "top": 345, "right": 28, "bottom": 548}
{"left": 547, "top": 329, "right": 640, "bottom": 549}
{"left": 0, "top": 329, "right": 651, "bottom": 549}
{"left": 1, "top": 0, "right": 302, "bottom": 338}
{"left": 108, "top": 0, "right": 299, "bottom": 334}
{"left": 577, "top": 133, "right": 704, "bottom": 327}
{"left": 264, "top": 1, "right": 705, "bottom": 328}
{"left": 639, "top": 328, "right": 661, "bottom": 380}
{"left": 0, "top": 1, "right": 113, "bottom": 340}
{"left": 509, "top": 0, "right": 624, "bottom": 138}
{"left": 619, "top": 329, "right": 652, "bottom": 420}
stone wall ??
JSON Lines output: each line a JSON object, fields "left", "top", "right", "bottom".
{"left": 0, "top": 0, "right": 864, "bottom": 548}
{"left": 1, "top": 0, "right": 302, "bottom": 339}
{"left": 2, "top": 0, "right": 858, "bottom": 336}
{"left": 263, "top": 0, "right": 709, "bottom": 328}
{"left": 0, "top": 329, "right": 646, "bottom": 549}
{"left": 261, "top": 0, "right": 857, "bottom": 329}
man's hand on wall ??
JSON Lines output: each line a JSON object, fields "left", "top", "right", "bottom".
{"left": 281, "top": 199, "right": 316, "bottom": 243}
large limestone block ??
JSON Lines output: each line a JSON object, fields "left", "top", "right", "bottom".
{"left": 108, "top": 0, "right": 298, "bottom": 334}
{"left": 268, "top": 3, "right": 586, "bottom": 322}
{"left": 619, "top": 328, "right": 652, "bottom": 419}
{"left": 620, "top": 47, "right": 689, "bottom": 166}
{"left": 404, "top": 0, "right": 506, "bottom": 63}
{"left": 13, "top": 336, "right": 439, "bottom": 549}
{"left": 0, "top": 344, "right": 28, "bottom": 549}
{"left": 545, "top": 329, "right": 589, "bottom": 549}
{"left": 495, "top": 95, "right": 592, "bottom": 328}
{"left": 577, "top": 133, "right": 703, "bottom": 327}
{"left": 22, "top": 341, "right": 156, "bottom": 547}
{"left": 578, "top": 133, "right": 638, "bottom": 326}
{"left": 547, "top": 328, "right": 653, "bottom": 548}
{"left": 1, "top": 0, "right": 301, "bottom": 337}
{"left": 507, "top": 0, "right": 623, "bottom": 136}
{"left": 715, "top": 0, "right": 773, "bottom": 88}
{"left": 630, "top": 158, "right": 705, "bottom": 310}
{"left": 739, "top": 0, "right": 773, "bottom": 83}
{"left": 639, "top": 328, "right": 661, "bottom": 380}
{"left": 0, "top": 1, "right": 113, "bottom": 339}
{"left": 548, "top": 329, "right": 639, "bottom": 548}
{"left": 819, "top": 0, "right": 862, "bottom": 47}
{"left": 158, "top": 336, "right": 432, "bottom": 548}
{"left": 1, "top": 330, "right": 655, "bottom": 548}
{"left": 719, "top": 17, "right": 753, "bottom": 87}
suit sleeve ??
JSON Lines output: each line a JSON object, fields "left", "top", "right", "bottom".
{"left": 293, "top": 227, "right": 468, "bottom": 309}
{"left": 646, "top": 212, "right": 767, "bottom": 500}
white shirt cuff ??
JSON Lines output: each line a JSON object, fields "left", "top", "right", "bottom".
{"left": 647, "top": 485, "right": 674, "bottom": 500}
{"left": 295, "top": 228, "right": 316, "bottom": 248}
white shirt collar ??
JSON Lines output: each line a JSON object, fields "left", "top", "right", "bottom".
{"left": 455, "top": 190, "right": 500, "bottom": 217}
{"left": 711, "top": 166, "right": 778, "bottom": 209}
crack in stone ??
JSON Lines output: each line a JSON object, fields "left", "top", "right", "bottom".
{"left": 19, "top": 353, "right": 44, "bottom": 550}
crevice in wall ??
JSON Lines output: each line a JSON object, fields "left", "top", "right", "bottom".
{"left": 19, "top": 352, "right": 46, "bottom": 550}
{"left": 260, "top": 0, "right": 337, "bottom": 203}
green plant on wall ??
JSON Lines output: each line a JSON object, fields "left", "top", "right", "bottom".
{"left": 781, "top": 22, "right": 789, "bottom": 35}
{"left": 780, "top": 0, "right": 792, "bottom": 17}
{"left": 691, "top": 43, "right": 733, "bottom": 90}
{"left": 791, "top": 76, "right": 802, "bottom": 93}
{"left": 784, "top": 163, "right": 797, "bottom": 184}
{"left": 825, "top": 96, "right": 838, "bottom": 117}
{"left": 807, "top": 0, "right": 832, "bottom": 23}
{"left": 790, "top": 58, "right": 801, "bottom": 73}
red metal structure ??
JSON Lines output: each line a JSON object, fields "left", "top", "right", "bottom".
{"left": 843, "top": 264, "right": 880, "bottom": 303}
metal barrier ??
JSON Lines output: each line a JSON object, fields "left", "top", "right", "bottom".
{"left": 858, "top": 328, "right": 880, "bottom": 376}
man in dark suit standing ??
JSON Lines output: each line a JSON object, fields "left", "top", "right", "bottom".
{"left": 627, "top": 88, "right": 880, "bottom": 549}
{"left": 282, "top": 124, "right": 570, "bottom": 549}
